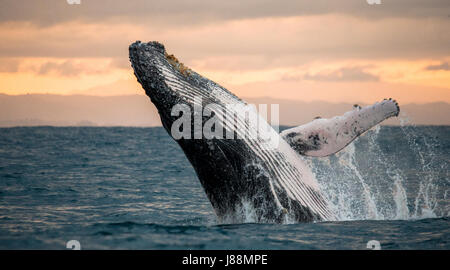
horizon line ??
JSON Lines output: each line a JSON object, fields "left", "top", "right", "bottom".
{"left": 1, "top": 92, "right": 449, "bottom": 106}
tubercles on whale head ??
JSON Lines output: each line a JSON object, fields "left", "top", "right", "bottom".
{"left": 129, "top": 41, "right": 170, "bottom": 104}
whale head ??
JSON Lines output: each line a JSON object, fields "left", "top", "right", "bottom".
{"left": 129, "top": 41, "right": 186, "bottom": 130}
{"left": 129, "top": 40, "right": 232, "bottom": 135}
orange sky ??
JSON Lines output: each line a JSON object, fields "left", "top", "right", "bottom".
{"left": 0, "top": 1, "right": 449, "bottom": 105}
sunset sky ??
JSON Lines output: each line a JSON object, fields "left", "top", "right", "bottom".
{"left": 0, "top": 0, "right": 449, "bottom": 104}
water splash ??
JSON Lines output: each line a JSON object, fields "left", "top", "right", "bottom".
{"left": 393, "top": 174, "right": 409, "bottom": 220}
{"left": 338, "top": 143, "right": 381, "bottom": 220}
{"left": 307, "top": 116, "right": 448, "bottom": 221}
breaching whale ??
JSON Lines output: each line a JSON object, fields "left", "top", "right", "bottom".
{"left": 129, "top": 41, "right": 400, "bottom": 223}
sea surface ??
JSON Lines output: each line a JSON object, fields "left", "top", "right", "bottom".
{"left": 0, "top": 126, "right": 448, "bottom": 249}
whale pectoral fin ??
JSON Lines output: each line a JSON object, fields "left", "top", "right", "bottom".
{"left": 280, "top": 99, "right": 400, "bottom": 157}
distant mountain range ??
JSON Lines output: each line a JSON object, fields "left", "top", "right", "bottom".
{"left": 0, "top": 94, "right": 160, "bottom": 127}
{"left": 1, "top": 94, "right": 449, "bottom": 127}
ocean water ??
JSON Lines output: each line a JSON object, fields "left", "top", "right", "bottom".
{"left": 0, "top": 126, "right": 448, "bottom": 250}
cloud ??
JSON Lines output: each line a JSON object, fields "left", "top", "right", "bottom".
{"left": 0, "top": 58, "right": 20, "bottom": 72}
{"left": 1, "top": 1, "right": 448, "bottom": 104}
{"left": 0, "top": 0, "right": 449, "bottom": 26}
{"left": 425, "top": 62, "right": 450, "bottom": 71}
{"left": 70, "top": 79, "right": 143, "bottom": 96}
{"left": 109, "top": 57, "right": 132, "bottom": 70}
{"left": 37, "top": 60, "right": 86, "bottom": 76}
{"left": 0, "top": 15, "right": 449, "bottom": 64}
{"left": 283, "top": 66, "right": 379, "bottom": 82}
{"left": 231, "top": 78, "right": 450, "bottom": 104}
{"left": 303, "top": 67, "right": 380, "bottom": 82}
{"left": 0, "top": 57, "right": 120, "bottom": 77}
{"left": 33, "top": 59, "right": 115, "bottom": 77}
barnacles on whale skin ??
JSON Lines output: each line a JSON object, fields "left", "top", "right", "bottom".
{"left": 164, "top": 52, "right": 192, "bottom": 77}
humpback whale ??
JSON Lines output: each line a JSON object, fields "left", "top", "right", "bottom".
{"left": 129, "top": 41, "right": 400, "bottom": 223}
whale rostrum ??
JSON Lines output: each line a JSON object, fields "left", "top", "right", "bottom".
{"left": 129, "top": 41, "right": 400, "bottom": 223}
